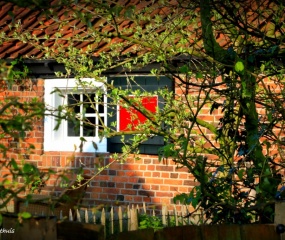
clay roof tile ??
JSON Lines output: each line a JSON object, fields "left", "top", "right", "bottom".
{"left": 0, "top": 0, "right": 283, "bottom": 60}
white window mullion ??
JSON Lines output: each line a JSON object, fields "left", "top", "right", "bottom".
{"left": 95, "top": 94, "right": 99, "bottom": 137}
{"left": 80, "top": 93, "right": 83, "bottom": 137}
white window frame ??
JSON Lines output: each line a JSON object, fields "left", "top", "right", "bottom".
{"left": 44, "top": 78, "right": 107, "bottom": 152}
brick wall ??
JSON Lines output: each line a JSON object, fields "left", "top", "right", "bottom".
{"left": 38, "top": 152, "right": 195, "bottom": 212}
{"left": 0, "top": 79, "right": 44, "bottom": 157}
{"left": 85, "top": 155, "right": 194, "bottom": 210}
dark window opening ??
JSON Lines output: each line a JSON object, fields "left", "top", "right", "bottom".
{"left": 67, "top": 92, "right": 105, "bottom": 137}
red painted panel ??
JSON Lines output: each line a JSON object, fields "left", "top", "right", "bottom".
{"left": 119, "top": 96, "right": 158, "bottom": 131}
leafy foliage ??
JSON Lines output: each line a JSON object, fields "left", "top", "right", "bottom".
{"left": 0, "top": 60, "right": 49, "bottom": 221}
{"left": 2, "top": 0, "right": 285, "bottom": 224}
{"left": 139, "top": 214, "right": 163, "bottom": 231}
{"left": 138, "top": 213, "right": 188, "bottom": 230}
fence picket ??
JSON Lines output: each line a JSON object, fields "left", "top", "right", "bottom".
{"left": 101, "top": 208, "right": 106, "bottom": 238}
{"left": 110, "top": 207, "right": 114, "bottom": 235}
{"left": 118, "top": 206, "right": 123, "bottom": 232}
{"left": 200, "top": 208, "right": 204, "bottom": 224}
{"left": 93, "top": 211, "right": 96, "bottom": 224}
{"left": 186, "top": 206, "right": 190, "bottom": 225}
{"left": 181, "top": 210, "right": 184, "bottom": 225}
{"left": 174, "top": 206, "right": 178, "bottom": 226}
{"left": 143, "top": 202, "right": 146, "bottom": 214}
{"left": 167, "top": 210, "right": 171, "bottom": 227}
{"left": 85, "top": 209, "right": 89, "bottom": 223}
{"left": 127, "top": 205, "right": 131, "bottom": 231}
{"left": 182, "top": 205, "right": 186, "bottom": 226}
{"left": 69, "top": 209, "right": 73, "bottom": 221}
{"left": 76, "top": 209, "right": 80, "bottom": 222}
{"left": 162, "top": 205, "right": 167, "bottom": 226}
{"left": 130, "top": 208, "right": 138, "bottom": 231}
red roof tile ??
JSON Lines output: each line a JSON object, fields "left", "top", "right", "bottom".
{"left": 0, "top": 1, "right": 189, "bottom": 59}
{"left": 0, "top": 0, "right": 283, "bottom": 60}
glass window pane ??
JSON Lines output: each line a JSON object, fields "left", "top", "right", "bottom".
{"left": 68, "top": 119, "right": 80, "bottom": 136}
{"left": 67, "top": 94, "right": 80, "bottom": 136}
{"left": 83, "top": 117, "right": 96, "bottom": 137}
{"left": 83, "top": 94, "right": 96, "bottom": 114}
{"left": 98, "top": 94, "right": 104, "bottom": 113}
{"left": 67, "top": 94, "right": 80, "bottom": 113}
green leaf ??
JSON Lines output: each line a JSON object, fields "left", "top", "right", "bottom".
{"left": 210, "top": 102, "right": 222, "bottom": 114}
{"left": 255, "top": 185, "right": 260, "bottom": 194}
{"left": 237, "top": 169, "right": 245, "bottom": 180}
{"left": 191, "top": 197, "right": 199, "bottom": 209}
{"left": 262, "top": 178, "right": 271, "bottom": 190}
{"left": 196, "top": 72, "right": 203, "bottom": 79}
{"left": 92, "top": 141, "right": 98, "bottom": 150}
{"left": 158, "top": 143, "right": 175, "bottom": 160}
{"left": 234, "top": 61, "right": 244, "bottom": 73}
{"left": 267, "top": 111, "right": 272, "bottom": 122}
{"left": 111, "top": 6, "right": 123, "bottom": 17}
{"left": 173, "top": 193, "right": 188, "bottom": 204}
{"left": 0, "top": 213, "right": 2, "bottom": 225}
{"left": 111, "top": 88, "right": 119, "bottom": 96}
{"left": 10, "top": 159, "right": 18, "bottom": 170}
{"left": 23, "top": 164, "right": 32, "bottom": 173}
{"left": 19, "top": 212, "right": 32, "bottom": 219}
{"left": 179, "top": 65, "right": 190, "bottom": 74}
{"left": 60, "top": 175, "right": 70, "bottom": 184}
{"left": 241, "top": 81, "right": 251, "bottom": 98}
{"left": 124, "top": 6, "right": 135, "bottom": 18}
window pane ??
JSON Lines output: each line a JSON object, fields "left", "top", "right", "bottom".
{"left": 98, "top": 94, "right": 104, "bottom": 113}
{"left": 68, "top": 119, "right": 80, "bottom": 136}
{"left": 67, "top": 94, "right": 80, "bottom": 136}
{"left": 83, "top": 94, "right": 96, "bottom": 114}
{"left": 67, "top": 94, "right": 80, "bottom": 113}
{"left": 83, "top": 117, "right": 96, "bottom": 137}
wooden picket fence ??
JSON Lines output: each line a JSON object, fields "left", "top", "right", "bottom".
{"left": 59, "top": 203, "right": 203, "bottom": 239}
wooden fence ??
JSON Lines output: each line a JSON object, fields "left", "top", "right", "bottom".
{"left": 57, "top": 203, "right": 203, "bottom": 239}
{"left": 110, "top": 224, "right": 281, "bottom": 240}
{"left": 57, "top": 203, "right": 283, "bottom": 240}
{"left": 9, "top": 202, "right": 281, "bottom": 240}
{"left": 57, "top": 206, "right": 282, "bottom": 240}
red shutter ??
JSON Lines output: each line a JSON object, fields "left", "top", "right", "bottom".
{"left": 119, "top": 96, "right": 158, "bottom": 131}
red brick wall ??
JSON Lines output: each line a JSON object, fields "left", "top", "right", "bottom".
{"left": 86, "top": 155, "right": 194, "bottom": 208}
{"left": 0, "top": 79, "right": 44, "bottom": 158}
{"left": 37, "top": 152, "right": 195, "bottom": 212}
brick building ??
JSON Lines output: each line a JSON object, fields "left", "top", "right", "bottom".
{"left": 0, "top": 0, "right": 284, "bottom": 215}
{"left": 0, "top": 1, "right": 205, "bottom": 213}
{"left": 0, "top": 74, "right": 196, "bottom": 210}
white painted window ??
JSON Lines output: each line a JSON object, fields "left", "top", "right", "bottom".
{"left": 44, "top": 78, "right": 107, "bottom": 152}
